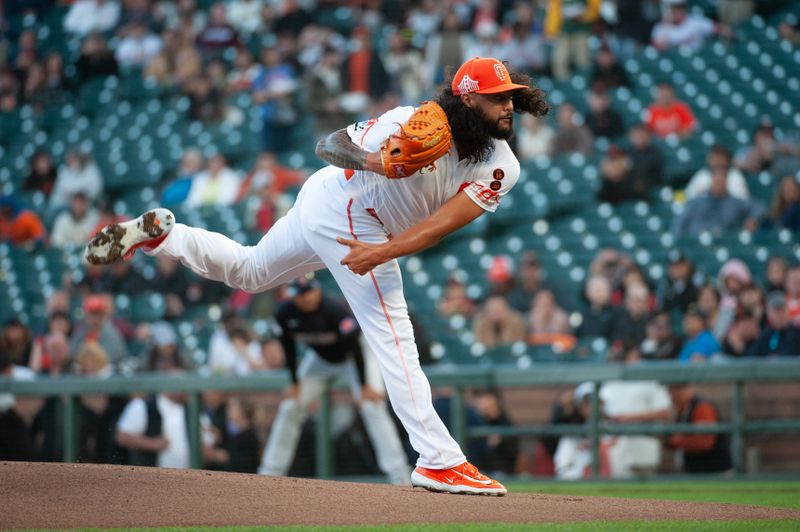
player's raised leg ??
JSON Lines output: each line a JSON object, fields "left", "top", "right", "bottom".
{"left": 85, "top": 203, "right": 324, "bottom": 293}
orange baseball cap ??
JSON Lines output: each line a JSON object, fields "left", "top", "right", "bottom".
{"left": 451, "top": 57, "right": 528, "bottom": 96}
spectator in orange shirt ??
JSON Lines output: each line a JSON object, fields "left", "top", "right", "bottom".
{"left": 667, "top": 383, "right": 732, "bottom": 473}
{"left": 0, "top": 196, "right": 46, "bottom": 248}
{"left": 645, "top": 82, "right": 697, "bottom": 139}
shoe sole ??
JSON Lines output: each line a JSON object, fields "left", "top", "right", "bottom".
{"left": 85, "top": 208, "right": 174, "bottom": 265}
{"left": 410, "top": 471, "right": 507, "bottom": 496}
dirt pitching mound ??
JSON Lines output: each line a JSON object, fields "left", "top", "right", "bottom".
{"left": 2, "top": 462, "right": 798, "bottom": 529}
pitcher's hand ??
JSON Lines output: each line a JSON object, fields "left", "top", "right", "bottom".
{"left": 337, "top": 237, "right": 387, "bottom": 275}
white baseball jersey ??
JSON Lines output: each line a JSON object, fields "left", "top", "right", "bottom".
{"left": 344, "top": 106, "right": 521, "bottom": 237}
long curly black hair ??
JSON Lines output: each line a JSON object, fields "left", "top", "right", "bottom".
{"left": 434, "top": 70, "right": 550, "bottom": 163}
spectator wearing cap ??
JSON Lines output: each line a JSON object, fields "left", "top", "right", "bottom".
{"left": 507, "top": 252, "right": 562, "bottom": 314}
{"left": 486, "top": 255, "right": 516, "bottom": 299}
{"left": 145, "top": 321, "right": 193, "bottom": 372}
{"left": 50, "top": 192, "right": 100, "bottom": 249}
{"left": 667, "top": 383, "right": 732, "bottom": 473}
{"left": 746, "top": 292, "right": 800, "bottom": 357}
{"left": 0, "top": 196, "right": 46, "bottom": 249}
{"left": 473, "top": 295, "right": 527, "bottom": 349}
{"left": 69, "top": 295, "right": 129, "bottom": 368}
{"left": 651, "top": 0, "right": 728, "bottom": 52}
{"left": 657, "top": 250, "right": 701, "bottom": 313}
{"left": 639, "top": 312, "right": 682, "bottom": 360}
{"left": 544, "top": 0, "right": 600, "bottom": 81}
{"left": 550, "top": 382, "right": 595, "bottom": 479}
{"left": 590, "top": 45, "right": 632, "bottom": 89}
{"left": 672, "top": 170, "right": 764, "bottom": 239}
{"left": 645, "top": 82, "right": 696, "bottom": 139}
{"left": 684, "top": 145, "right": 749, "bottom": 202}
{"left": 678, "top": 305, "right": 721, "bottom": 363}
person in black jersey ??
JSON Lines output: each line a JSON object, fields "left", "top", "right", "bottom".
{"left": 258, "top": 275, "right": 410, "bottom": 484}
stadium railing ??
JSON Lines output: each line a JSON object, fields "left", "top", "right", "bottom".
{"left": 2, "top": 359, "right": 800, "bottom": 478}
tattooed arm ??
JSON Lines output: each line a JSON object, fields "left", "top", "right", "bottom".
{"left": 315, "top": 129, "right": 385, "bottom": 175}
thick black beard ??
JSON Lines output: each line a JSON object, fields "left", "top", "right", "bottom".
{"left": 436, "top": 91, "right": 499, "bottom": 163}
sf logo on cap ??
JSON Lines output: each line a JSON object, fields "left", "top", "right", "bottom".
{"left": 494, "top": 63, "right": 506, "bottom": 81}
{"left": 457, "top": 75, "right": 480, "bottom": 95}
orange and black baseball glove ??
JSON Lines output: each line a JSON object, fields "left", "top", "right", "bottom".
{"left": 379, "top": 101, "right": 452, "bottom": 179}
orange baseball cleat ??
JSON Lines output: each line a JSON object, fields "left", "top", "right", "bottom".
{"left": 410, "top": 461, "right": 507, "bottom": 496}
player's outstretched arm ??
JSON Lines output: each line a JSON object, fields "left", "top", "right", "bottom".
{"left": 315, "top": 129, "right": 385, "bottom": 174}
{"left": 337, "top": 192, "right": 485, "bottom": 275}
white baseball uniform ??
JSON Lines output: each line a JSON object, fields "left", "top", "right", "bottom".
{"left": 145, "top": 105, "right": 521, "bottom": 469}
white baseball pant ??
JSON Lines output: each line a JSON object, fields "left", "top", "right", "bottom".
{"left": 257, "top": 350, "right": 410, "bottom": 484}
{"left": 146, "top": 166, "right": 466, "bottom": 470}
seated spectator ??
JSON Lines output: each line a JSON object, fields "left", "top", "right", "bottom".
{"left": 639, "top": 311, "right": 681, "bottom": 360}
{"left": 590, "top": 45, "right": 632, "bottom": 89}
{"left": 49, "top": 149, "right": 103, "bottom": 213}
{"left": 0, "top": 196, "right": 46, "bottom": 249}
{"left": 50, "top": 192, "right": 99, "bottom": 249}
{"left": 64, "top": 0, "right": 121, "bottom": 36}
{"left": 307, "top": 47, "right": 353, "bottom": 137}
{"left": 610, "top": 283, "right": 651, "bottom": 358}
{"left": 75, "top": 33, "right": 119, "bottom": 82}
{"left": 341, "top": 27, "right": 390, "bottom": 104}
{"left": 505, "top": 3, "right": 547, "bottom": 75}
{"left": 115, "top": 21, "right": 163, "bottom": 69}
{"left": 185, "top": 153, "right": 241, "bottom": 209}
{"left": 667, "top": 383, "right": 732, "bottom": 473}
{"left": 471, "top": 389, "right": 519, "bottom": 476}
{"left": 227, "top": 48, "right": 260, "bottom": 93}
{"left": 207, "top": 313, "right": 265, "bottom": 375}
{"left": 577, "top": 275, "right": 614, "bottom": 339}
{"left": 786, "top": 265, "right": 800, "bottom": 326}
{"left": 144, "top": 321, "right": 193, "bottom": 372}
{"left": 714, "top": 259, "right": 753, "bottom": 341}
{"left": 486, "top": 255, "right": 516, "bottom": 299}
{"left": 672, "top": 171, "right": 764, "bottom": 238}
{"left": 696, "top": 284, "right": 722, "bottom": 337}
{"left": 472, "top": 295, "right": 527, "bottom": 348}
{"left": 69, "top": 295, "right": 129, "bottom": 369}
{"left": 12, "top": 29, "right": 40, "bottom": 78}
{"left": 29, "top": 328, "right": 72, "bottom": 376}
{"left": 527, "top": 289, "right": 573, "bottom": 349}
{"left": 765, "top": 256, "right": 788, "bottom": 293}
{"left": 0, "top": 70, "right": 20, "bottom": 112}
{"left": 597, "top": 144, "right": 634, "bottom": 204}
{"left": 645, "top": 81, "right": 697, "bottom": 139}
{"left": 507, "top": 251, "right": 560, "bottom": 313}
{"left": 238, "top": 152, "right": 303, "bottom": 200}
{"left": 3, "top": 318, "right": 34, "bottom": 367}
{"left": 185, "top": 73, "right": 225, "bottom": 123}
{"left": 678, "top": 305, "right": 721, "bottom": 363}
{"left": 657, "top": 250, "right": 701, "bottom": 313}
{"left": 779, "top": 14, "right": 800, "bottom": 44}
{"left": 22, "top": 151, "right": 57, "bottom": 197}
{"left": 438, "top": 277, "right": 476, "bottom": 317}
{"left": 734, "top": 122, "right": 780, "bottom": 174}
{"left": 550, "top": 103, "right": 593, "bottom": 157}
{"left": 162, "top": 148, "right": 204, "bottom": 206}
{"left": 584, "top": 84, "right": 625, "bottom": 139}
{"left": 746, "top": 292, "right": 800, "bottom": 357}
{"left": 196, "top": 3, "right": 240, "bottom": 57}
{"left": 722, "top": 310, "right": 760, "bottom": 357}
{"left": 382, "top": 31, "right": 425, "bottom": 106}
{"left": 22, "top": 61, "right": 65, "bottom": 111}
{"left": 651, "top": 0, "right": 727, "bottom": 52}
{"left": 684, "top": 145, "right": 749, "bottom": 201}
{"left": 222, "top": 396, "right": 261, "bottom": 473}
{"left": 150, "top": 256, "right": 199, "bottom": 321}
{"left": 768, "top": 176, "right": 800, "bottom": 231}
{"left": 516, "top": 115, "right": 555, "bottom": 161}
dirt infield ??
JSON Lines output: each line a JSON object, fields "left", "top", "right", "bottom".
{"left": 2, "top": 462, "right": 799, "bottom": 529}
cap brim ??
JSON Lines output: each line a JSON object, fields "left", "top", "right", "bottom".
{"left": 475, "top": 83, "right": 528, "bottom": 95}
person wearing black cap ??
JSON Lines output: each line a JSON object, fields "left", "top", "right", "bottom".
{"left": 678, "top": 305, "right": 721, "bottom": 363}
{"left": 656, "top": 250, "right": 701, "bottom": 313}
{"left": 258, "top": 276, "right": 411, "bottom": 485}
{"left": 746, "top": 292, "right": 800, "bottom": 357}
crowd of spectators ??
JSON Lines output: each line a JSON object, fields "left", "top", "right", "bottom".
{"left": 1, "top": 0, "right": 800, "bottom": 477}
